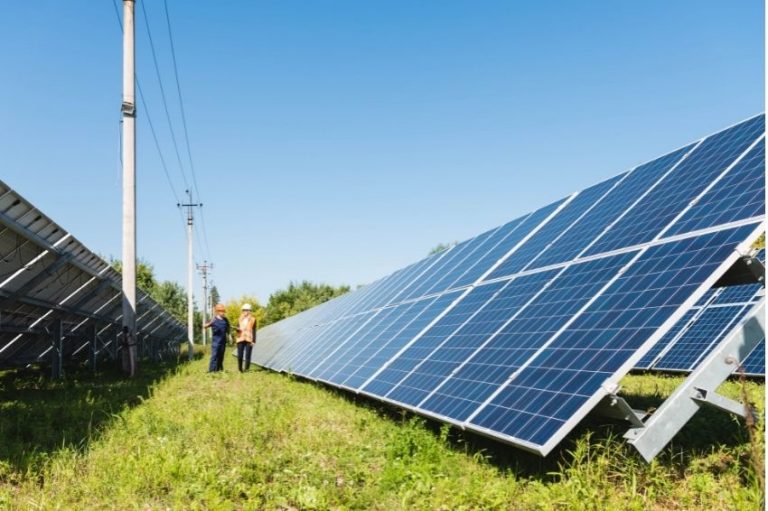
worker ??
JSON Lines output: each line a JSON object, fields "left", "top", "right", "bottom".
{"left": 235, "top": 303, "right": 257, "bottom": 372}
{"left": 204, "top": 303, "right": 230, "bottom": 372}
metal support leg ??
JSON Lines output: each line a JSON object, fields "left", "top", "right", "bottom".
{"left": 51, "top": 319, "right": 62, "bottom": 379}
{"left": 89, "top": 323, "right": 97, "bottom": 373}
{"left": 625, "top": 300, "right": 764, "bottom": 462}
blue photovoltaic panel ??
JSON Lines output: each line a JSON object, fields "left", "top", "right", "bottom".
{"left": 408, "top": 228, "right": 508, "bottom": 299}
{"left": 421, "top": 253, "right": 635, "bottom": 422}
{"left": 694, "top": 282, "right": 762, "bottom": 307}
{"left": 487, "top": 174, "right": 624, "bottom": 280}
{"left": 652, "top": 305, "right": 746, "bottom": 372}
{"left": 585, "top": 115, "right": 764, "bottom": 256}
{"left": 635, "top": 249, "right": 764, "bottom": 375}
{"left": 311, "top": 304, "right": 412, "bottom": 382}
{"left": 530, "top": 145, "right": 694, "bottom": 269}
{"left": 271, "top": 322, "right": 334, "bottom": 371}
{"left": 317, "top": 297, "right": 443, "bottom": 386}
{"left": 289, "top": 312, "right": 377, "bottom": 375}
{"left": 469, "top": 225, "right": 755, "bottom": 447}
{"left": 712, "top": 284, "right": 762, "bottom": 304}
{"left": 347, "top": 254, "right": 443, "bottom": 315}
{"left": 448, "top": 199, "right": 567, "bottom": 289}
{"left": 341, "top": 291, "right": 461, "bottom": 389}
{"left": 396, "top": 228, "right": 500, "bottom": 302}
{"left": 634, "top": 308, "right": 697, "bottom": 370}
{"left": 253, "top": 115, "right": 765, "bottom": 456}
{"left": 363, "top": 280, "right": 509, "bottom": 397}
{"left": 641, "top": 284, "right": 763, "bottom": 375}
{"left": 381, "top": 272, "right": 559, "bottom": 407}
{"left": 742, "top": 339, "right": 765, "bottom": 375}
{"left": 667, "top": 138, "right": 765, "bottom": 236}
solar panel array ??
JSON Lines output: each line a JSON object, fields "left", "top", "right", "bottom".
{"left": 0, "top": 179, "right": 185, "bottom": 370}
{"left": 254, "top": 114, "right": 765, "bottom": 456}
{"left": 636, "top": 268, "right": 764, "bottom": 376}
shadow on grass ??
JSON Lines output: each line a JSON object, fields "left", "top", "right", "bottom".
{"left": 0, "top": 355, "right": 195, "bottom": 473}
{"left": 287, "top": 372, "right": 759, "bottom": 482}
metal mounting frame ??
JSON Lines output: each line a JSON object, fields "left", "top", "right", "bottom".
{"left": 593, "top": 393, "right": 648, "bottom": 428}
{"left": 713, "top": 252, "right": 765, "bottom": 287}
{"left": 624, "top": 299, "right": 764, "bottom": 462}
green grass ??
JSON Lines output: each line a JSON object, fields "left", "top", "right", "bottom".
{"left": 0, "top": 356, "right": 763, "bottom": 510}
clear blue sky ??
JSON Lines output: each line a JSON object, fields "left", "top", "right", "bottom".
{"left": 0, "top": 1, "right": 763, "bottom": 304}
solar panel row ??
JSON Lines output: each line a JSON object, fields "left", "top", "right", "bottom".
{"left": 635, "top": 282, "right": 764, "bottom": 376}
{"left": 0, "top": 179, "right": 185, "bottom": 369}
{"left": 254, "top": 114, "right": 765, "bottom": 456}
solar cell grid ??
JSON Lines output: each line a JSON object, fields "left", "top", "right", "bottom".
{"left": 634, "top": 308, "right": 698, "bottom": 369}
{"left": 362, "top": 280, "right": 508, "bottom": 397}
{"left": 469, "top": 224, "right": 757, "bottom": 450}
{"left": 408, "top": 227, "right": 504, "bottom": 299}
{"left": 742, "top": 339, "right": 765, "bottom": 375}
{"left": 396, "top": 231, "right": 497, "bottom": 302}
{"left": 530, "top": 144, "right": 694, "bottom": 269}
{"left": 420, "top": 253, "right": 635, "bottom": 422}
{"left": 350, "top": 253, "right": 444, "bottom": 314}
{"left": 488, "top": 174, "right": 625, "bottom": 279}
{"left": 313, "top": 302, "right": 423, "bottom": 383}
{"left": 653, "top": 305, "right": 746, "bottom": 371}
{"left": 382, "top": 272, "right": 559, "bottom": 407}
{"left": 585, "top": 115, "right": 764, "bottom": 256}
{"left": 346, "top": 291, "right": 461, "bottom": 389}
{"left": 667, "top": 137, "right": 765, "bottom": 236}
{"left": 449, "top": 198, "right": 569, "bottom": 289}
{"left": 290, "top": 312, "right": 377, "bottom": 375}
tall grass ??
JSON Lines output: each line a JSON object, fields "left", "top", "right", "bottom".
{"left": 0, "top": 358, "right": 763, "bottom": 510}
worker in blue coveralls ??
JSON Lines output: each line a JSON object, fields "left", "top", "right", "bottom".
{"left": 204, "top": 303, "right": 230, "bottom": 372}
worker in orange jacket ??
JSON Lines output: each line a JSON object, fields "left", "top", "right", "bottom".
{"left": 235, "top": 303, "right": 257, "bottom": 372}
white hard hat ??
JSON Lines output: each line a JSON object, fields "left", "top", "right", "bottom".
{"left": 241, "top": 303, "right": 252, "bottom": 311}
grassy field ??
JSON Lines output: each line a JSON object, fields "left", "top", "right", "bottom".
{"left": 0, "top": 354, "right": 763, "bottom": 510}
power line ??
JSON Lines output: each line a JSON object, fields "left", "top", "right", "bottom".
{"left": 139, "top": 0, "right": 192, "bottom": 194}
{"left": 162, "top": 0, "right": 201, "bottom": 201}
{"left": 162, "top": 0, "right": 214, "bottom": 263}
{"left": 137, "top": 85, "right": 182, "bottom": 204}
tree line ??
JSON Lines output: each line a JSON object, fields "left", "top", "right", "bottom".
{"left": 111, "top": 259, "right": 351, "bottom": 334}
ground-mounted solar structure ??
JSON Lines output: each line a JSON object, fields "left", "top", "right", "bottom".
{"left": 0, "top": 179, "right": 186, "bottom": 376}
{"left": 636, "top": 251, "right": 764, "bottom": 377}
{"left": 253, "top": 114, "right": 765, "bottom": 461}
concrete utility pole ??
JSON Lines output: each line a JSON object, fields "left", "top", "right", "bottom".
{"left": 179, "top": 190, "right": 201, "bottom": 360}
{"left": 121, "top": 0, "right": 137, "bottom": 338}
{"left": 197, "top": 260, "right": 213, "bottom": 346}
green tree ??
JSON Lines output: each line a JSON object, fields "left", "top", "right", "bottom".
{"left": 111, "top": 258, "right": 158, "bottom": 295}
{"left": 210, "top": 285, "right": 221, "bottom": 307}
{"left": 154, "top": 280, "right": 187, "bottom": 323}
{"left": 111, "top": 258, "right": 191, "bottom": 324}
{"left": 263, "top": 281, "right": 350, "bottom": 325}
{"left": 429, "top": 242, "right": 455, "bottom": 255}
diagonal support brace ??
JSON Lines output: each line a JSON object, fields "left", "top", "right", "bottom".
{"left": 691, "top": 387, "right": 757, "bottom": 422}
{"left": 624, "top": 299, "right": 764, "bottom": 462}
{"left": 594, "top": 393, "right": 648, "bottom": 428}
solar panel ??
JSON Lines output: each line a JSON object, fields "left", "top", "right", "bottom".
{"left": 254, "top": 114, "right": 765, "bottom": 459}
{"left": 742, "top": 338, "right": 765, "bottom": 375}
{"left": 0, "top": 179, "right": 186, "bottom": 370}
{"left": 635, "top": 250, "right": 765, "bottom": 376}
